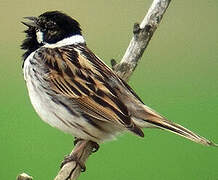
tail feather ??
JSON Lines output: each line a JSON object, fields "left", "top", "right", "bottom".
{"left": 132, "top": 105, "right": 217, "bottom": 146}
{"left": 143, "top": 117, "right": 217, "bottom": 146}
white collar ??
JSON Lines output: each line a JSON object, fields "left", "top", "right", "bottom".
{"left": 43, "top": 35, "right": 85, "bottom": 48}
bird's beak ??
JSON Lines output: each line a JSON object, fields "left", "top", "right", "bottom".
{"left": 21, "top": 16, "right": 39, "bottom": 28}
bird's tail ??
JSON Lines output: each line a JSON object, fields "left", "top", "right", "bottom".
{"left": 132, "top": 104, "right": 217, "bottom": 146}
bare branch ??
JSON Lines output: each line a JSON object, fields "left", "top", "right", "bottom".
{"left": 113, "top": 0, "right": 171, "bottom": 81}
{"left": 54, "top": 141, "right": 95, "bottom": 180}
{"left": 17, "top": 0, "right": 172, "bottom": 179}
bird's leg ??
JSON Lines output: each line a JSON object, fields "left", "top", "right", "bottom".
{"left": 74, "top": 137, "right": 99, "bottom": 153}
{"left": 61, "top": 154, "right": 86, "bottom": 172}
{"left": 61, "top": 140, "right": 87, "bottom": 171}
{"left": 61, "top": 138, "right": 100, "bottom": 172}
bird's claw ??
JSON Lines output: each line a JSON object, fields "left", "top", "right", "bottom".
{"left": 91, "top": 141, "right": 99, "bottom": 153}
{"left": 74, "top": 137, "right": 83, "bottom": 146}
{"left": 60, "top": 154, "right": 86, "bottom": 172}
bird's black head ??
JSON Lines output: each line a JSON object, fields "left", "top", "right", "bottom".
{"left": 21, "top": 11, "right": 82, "bottom": 60}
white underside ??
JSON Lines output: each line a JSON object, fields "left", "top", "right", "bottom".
{"left": 23, "top": 49, "right": 119, "bottom": 143}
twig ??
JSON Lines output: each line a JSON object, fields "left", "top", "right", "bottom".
{"left": 54, "top": 141, "right": 94, "bottom": 180}
{"left": 113, "top": 0, "right": 171, "bottom": 81}
{"left": 17, "top": 0, "right": 172, "bottom": 179}
{"left": 16, "top": 173, "right": 33, "bottom": 180}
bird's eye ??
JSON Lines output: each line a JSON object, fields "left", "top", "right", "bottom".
{"left": 47, "top": 21, "right": 56, "bottom": 30}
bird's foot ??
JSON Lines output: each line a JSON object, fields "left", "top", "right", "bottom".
{"left": 90, "top": 141, "right": 99, "bottom": 153}
{"left": 74, "top": 137, "right": 99, "bottom": 153}
{"left": 73, "top": 137, "right": 83, "bottom": 146}
{"left": 60, "top": 154, "right": 86, "bottom": 172}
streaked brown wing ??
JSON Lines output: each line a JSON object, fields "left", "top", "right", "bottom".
{"left": 36, "top": 45, "right": 144, "bottom": 137}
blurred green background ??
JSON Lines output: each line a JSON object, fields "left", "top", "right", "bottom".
{"left": 0, "top": 0, "right": 218, "bottom": 179}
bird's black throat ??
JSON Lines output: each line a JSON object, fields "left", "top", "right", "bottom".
{"left": 21, "top": 26, "right": 42, "bottom": 64}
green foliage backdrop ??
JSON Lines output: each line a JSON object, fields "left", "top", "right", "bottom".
{"left": 0, "top": 0, "right": 217, "bottom": 179}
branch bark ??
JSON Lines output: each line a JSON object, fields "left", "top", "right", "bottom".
{"left": 54, "top": 141, "right": 95, "bottom": 180}
{"left": 17, "top": 0, "right": 171, "bottom": 179}
{"left": 16, "top": 173, "right": 33, "bottom": 180}
{"left": 113, "top": 0, "right": 171, "bottom": 81}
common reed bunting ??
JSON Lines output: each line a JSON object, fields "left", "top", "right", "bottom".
{"left": 21, "top": 11, "right": 216, "bottom": 154}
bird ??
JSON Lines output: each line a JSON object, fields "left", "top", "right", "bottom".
{"left": 21, "top": 11, "right": 216, "bottom": 167}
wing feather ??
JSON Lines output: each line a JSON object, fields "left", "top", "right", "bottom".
{"left": 35, "top": 45, "right": 144, "bottom": 137}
